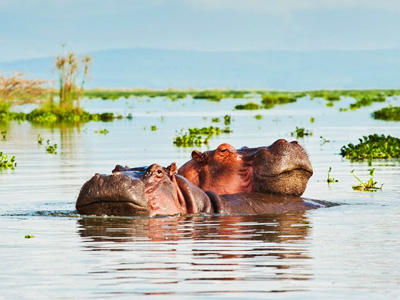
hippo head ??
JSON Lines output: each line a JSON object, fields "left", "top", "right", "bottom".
{"left": 178, "top": 139, "right": 313, "bottom": 197}
{"left": 76, "top": 163, "right": 212, "bottom": 217}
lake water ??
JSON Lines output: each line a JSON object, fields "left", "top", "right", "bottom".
{"left": 1, "top": 95, "right": 400, "bottom": 299}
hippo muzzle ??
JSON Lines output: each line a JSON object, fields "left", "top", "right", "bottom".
{"left": 76, "top": 172, "right": 151, "bottom": 216}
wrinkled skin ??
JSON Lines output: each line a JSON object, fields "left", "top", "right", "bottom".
{"left": 76, "top": 163, "right": 332, "bottom": 217}
{"left": 178, "top": 139, "right": 313, "bottom": 197}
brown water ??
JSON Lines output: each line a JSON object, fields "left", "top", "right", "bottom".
{"left": 1, "top": 95, "right": 400, "bottom": 299}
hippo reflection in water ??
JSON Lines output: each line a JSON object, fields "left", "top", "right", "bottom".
{"left": 178, "top": 139, "right": 313, "bottom": 197}
{"left": 76, "top": 163, "right": 333, "bottom": 217}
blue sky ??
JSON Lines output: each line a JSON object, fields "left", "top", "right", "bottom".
{"left": 1, "top": 0, "right": 400, "bottom": 62}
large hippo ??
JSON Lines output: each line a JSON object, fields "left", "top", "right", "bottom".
{"left": 76, "top": 163, "right": 332, "bottom": 217}
{"left": 178, "top": 139, "right": 313, "bottom": 197}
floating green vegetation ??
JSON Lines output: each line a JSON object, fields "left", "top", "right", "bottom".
{"left": 211, "top": 117, "right": 220, "bottom": 123}
{"left": 173, "top": 132, "right": 209, "bottom": 147}
{"left": 0, "top": 106, "right": 116, "bottom": 123}
{"left": 84, "top": 89, "right": 249, "bottom": 101}
{"left": 291, "top": 127, "right": 313, "bottom": 138}
{"left": 174, "top": 126, "right": 232, "bottom": 147}
{"left": 0, "top": 152, "right": 17, "bottom": 169}
{"left": 349, "top": 94, "right": 386, "bottom": 110}
{"left": 309, "top": 90, "right": 343, "bottom": 101}
{"left": 310, "top": 117, "right": 315, "bottom": 123}
{"left": 27, "top": 107, "right": 115, "bottom": 123}
{"left": 351, "top": 168, "right": 383, "bottom": 192}
{"left": 83, "top": 88, "right": 400, "bottom": 103}
{"left": 151, "top": 125, "right": 157, "bottom": 131}
{"left": 261, "top": 93, "right": 297, "bottom": 108}
{"left": 188, "top": 126, "right": 231, "bottom": 135}
{"left": 1, "top": 130, "right": 6, "bottom": 140}
{"left": 37, "top": 134, "right": 44, "bottom": 144}
{"left": 224, "top": 115, "right": 232, "bottom": 125}
{"left": 84, "top": 89, "right": 187, "bottom": 100}
{"left": 192, "top": 91, "right": 225, "bottom": 101}
{"left": 372, "top": 106, "right": 400, "bottom": 121}
{"left": 340, "top": 134, "right": 400, "bottom": 160}
{"left": 235, "top": 102, "right": 261, "bottom": 110}
{"left": 327, "top": 167, "right": 338, "bottom": 183}
{"left": 235, "top": 93, "right": 297, "bottom": 110}
{"left": 45, "top": 140, "right": 57, "bottom": 154}
{"left": 255, "top": 114, "right": 263, "bottom": 120}
{"left": 25, "top": 235, "right": 35, "bottom": 239}
{"left": 95, "top": 129, "right": 109, "bottom": 135}
{"left": 307, "top": 89, "right": 399, "bottom": 110}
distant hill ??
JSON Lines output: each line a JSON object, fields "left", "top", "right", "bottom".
{"left": 1, "top": 48, "right": 400, "bottom": 90}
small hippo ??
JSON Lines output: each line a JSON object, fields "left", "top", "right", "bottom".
{"left": 76, "top": 163, "right": 332, "bottom": 217}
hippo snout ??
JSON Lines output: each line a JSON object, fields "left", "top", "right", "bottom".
{"left": 76, "top": 172, "right": 150, "bottom": 216}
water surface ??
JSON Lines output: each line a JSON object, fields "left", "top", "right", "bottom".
{"left": 1, "top": 95, "right": 400, "bottom": 299}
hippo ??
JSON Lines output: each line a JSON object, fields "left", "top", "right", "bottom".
{"left": 178, "top": 139, "right": 313, "bottom": 197}
{"left": 76, "top": 163, "right": 332, "bottom": 217}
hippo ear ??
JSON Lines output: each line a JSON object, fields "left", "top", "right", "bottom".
{"left": 167, "top": 162, "right": 178, "bottom": 177}
{"left": 112, "top": 165, "right": 126, "bottom": 173}
{"left": 192, "top": 150, "right": 206, "bottom": 164}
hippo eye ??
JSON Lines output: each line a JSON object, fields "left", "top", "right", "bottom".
{"left": 219, "top": 148, "right": 229, "bottom": 155}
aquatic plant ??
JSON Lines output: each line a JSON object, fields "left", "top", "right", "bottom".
{"left": 291, "top": 127, "right": 313, "bottom": 138}
{"left": 261, "top": 94, "right": 297, "bottom": 108}
{"left": 174, "top": 126, "right": 232, "bottom": 147}
{"left": 0, "top": 72, "right": 47, "bottom": 112}
{"left": 327, "top": 167, "right": 338, "bottom": 183}
{"left": 255, "top": 114, "right": 263, "bottom": 120}
{"left": 310, "top": 117, "right": 315, "bottom": 123}
{"left": 224, "top": 115, "right": 232, "bottom": 125}
{"left": 95, "top": 129, "right": 109, "bottom": 135}
{"left": 351, "top": 168, "right": 383, "bottom": 192}
{"left": 192, "top": 91, "right": 224, "bottom": 101}
{"left": 349, "top": 94, "right": 386, "bottom": 110}
{"left": 37, "top": 134, "right": 44, "bottom": 144}
{"left": 173, "top": 132, "right": 209, "bottom": 147}
{"left": 340, "top": 134, "right": 400, "bottom": 160}
{"left": 235, "top": 102, "right": 261, "bottom": 110}
{"left": 1, "top": 130, "right": 6, "bottom": 140}
{"left": 82, "top": 88, "right": 400, "bottom": 103}
{"left": 372, "top": 106, "right": 400, "bottom": 121}
{"left": 45, "top": 140, "right": 57, "bottom": 154}
{"left": 307, "top": 89, "right": 396, "bottom": 110}
{"left": 151, "top": 125, "right": 157, "bottom": 131}
{"left": 26, "top": 106, "right": 115, "bottom": 123}
{"left": 188, "top": 126, "right": 231, "bottom": 135}
{"left": 25, "top": 235, "right": 34, "bottom": 239}
{"left": 0, "top": 152, "right": 17, "bottom": 169}
{"left": 211, "top": 117, "right": 220, "bottom": 123}
{"left": 55, "top": 46, "right": 92, "bottom": 110}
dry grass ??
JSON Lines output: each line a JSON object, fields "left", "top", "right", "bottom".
{"left": 0, "top": 72, "right": 48, "bottom": 110}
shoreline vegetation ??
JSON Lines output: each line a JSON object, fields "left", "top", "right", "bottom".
{"left": 1, "top": 87, "right": 400, "bottom": 123}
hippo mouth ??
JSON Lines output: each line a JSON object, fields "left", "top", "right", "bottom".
{"left": 248, "top": 143, "right": 314, "bottom": 196}
{"left": 76, "top": 172, "right": 151, "bottom": 216}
